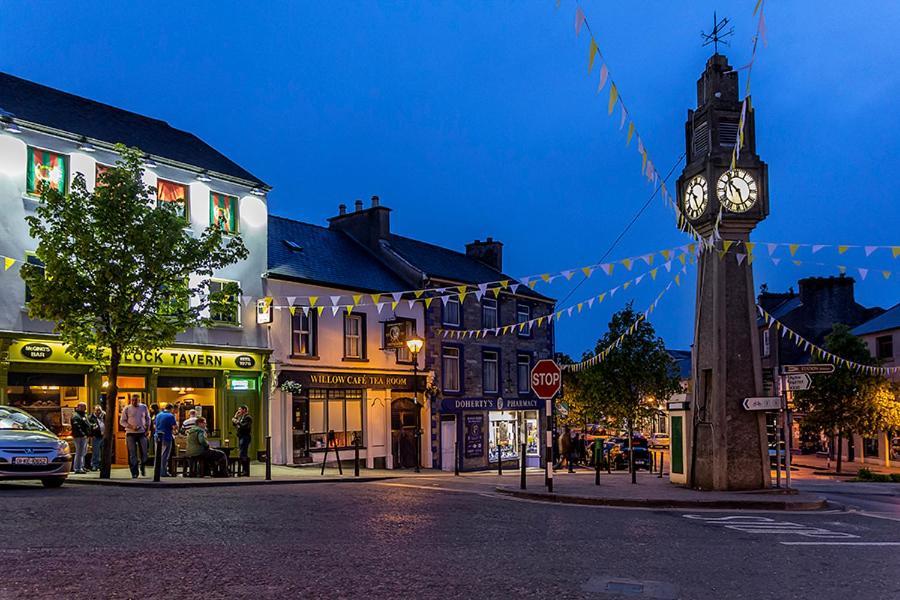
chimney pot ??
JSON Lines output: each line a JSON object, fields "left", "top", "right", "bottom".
{"left": 338, "top": 203, "right": 346, "bottom": 216}
{"left": 355, "top": 199, "right": 363, "bottom": 212}
{"left": 371, "top": 195, "right": 380, "bottom": 207}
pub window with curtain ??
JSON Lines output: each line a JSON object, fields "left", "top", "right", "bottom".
{"left": 291, "top": 309, "right": 317, "bottom": 357}
{"left": 483, "top": 350, "right": 499, "bottom": 395}
{"left": 482, "top": 298, "right": 498, "bottom": 329}
{"left": 442, "top": 346, "right": 460, "bottom": 393}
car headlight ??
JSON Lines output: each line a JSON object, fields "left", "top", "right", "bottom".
{"left": 56, "top": 441, "right": 71, "bottom": 456}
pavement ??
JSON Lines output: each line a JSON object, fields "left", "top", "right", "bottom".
{"left": 1, "top": 474, "right": 898, "bottom": 599}
{"left": 791, "top": 452, "right": 900, "bottom": 476}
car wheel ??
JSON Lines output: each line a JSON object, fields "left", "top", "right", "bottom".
{"left": 41, "top": 477, "right": 66, "bottom": 488}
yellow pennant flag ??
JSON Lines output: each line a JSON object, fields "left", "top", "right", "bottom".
{"left": 788, "top": 244, "right": 800, "bottom": 257}
{"left": 608, "top": 83, "right": 618, "bottom": 115}
{"left": 661, "top": 249, "right": 672, "bottom": 261}
{"left": 3, "top": 257, "right": 14, "bottom": 271}
{"left": 892, "top": 247, "right": 900, "bottom": 258}
{"left": 649, "top": 268, "right": 658, "bottom": 280}
{"left": 577, "top": 303, "right": 583, "bottom": 313}
{"left": 674, "top": 274, "right": 681, "bottom": 286}
{"left": 581, "top": 267, "right": 593, "bottom": 278}
{"left": 717, "top": 250, "right": 728, "bottom": 260}
{"left": 414, "top": 290, "right": 424, "bottom": 299}
{"left": 883, "top": 271, "right": 892, "bottom": 280}
{"left": 540, "top": 273, "right": 551, "bottom": 283}
{"left": 352, "top": 295, "right": 362, "bottom": 306}
{"left": 457, "top": 286, "right": 468, "bottom": 303}
{"left": 316, "top": 306, "right": 325, "bottom": 317}
{"left": 688, "top": 243, "right": 696, "bottom": 254}
{"left": 491, "top": 287, "right": 501, "bottom": 298}
{"left": 425, "top": 297, "right": 434, "bottom": 308}
{"left": 391, "top": 301, "right": 399, "bottom": 310}
{"left": 678, "top": 254, "right": 686, "bottom": 266}
{"left": 346, "top": 306, "right": 353, "bottom": 315}
{"left": 588, "top": 38, "right": 598, "bottom": 72}
{"left": 620, "top": 258, "right": 632, "bottom": 271}
{"left": 500, "top": 280, "right": 509, "bottom": 289}
{"left": 626, "top": 122, "right": 635, "bottom": 146}
{"left": 528, "top": 281, "right": 538, "bottom": 289}
{"left": 597, "top": 293, "right": 606, "bottom": 303}
{"left": 641, "top": 149, "right": 647, "bottom": 172}
{"left": 371, "top": 294, "right": 381, "bottom": 304}
{"left": 745, "top": 242, "right": 756, "bottom": 254}
{"left": 537, "top": 316, "right": 545, "bottom": 327}
{"left": 288, "top": 306, "right": 296, "bottom": 316}
{"left": 309, "top": 296, "right": 319, "bottom": 307}
{"left": 622, "top": 281, "right": 631, "bottom": 290}
{"left": 838, "top": 245, "right": 849, "bottom": 254}
{"left": 723, "top": 240, "right": 734, "bottom": 253}
{"left": 792, "top": 260, "right": 802, "bottom": 266}
{"left": 518, "top": 322, "right": 526, "bottom": 332}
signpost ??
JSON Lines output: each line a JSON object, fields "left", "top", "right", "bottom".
{"left": 531, "top": 359, "right": 562, "bottom": 493}
{"left": 780, "top": 364, "right": 835, "bottom": 375}
{"left": 742, "top": 396, "right": 782, "bottom": 411}
{"left": 774, "top": 364, "right": 833, "bottom": 490}
{"left": 784, "top": 373, "right": 811, "bottom": 391}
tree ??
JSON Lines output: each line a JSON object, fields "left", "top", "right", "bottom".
{"left": 21, "top": 146, "right": 248, "bottom": 478}
{"left": 793, "top": 324, "right": 886, "bottom": 473}
{"left": 578, "top": 303, "right": 682, "bottom": 482}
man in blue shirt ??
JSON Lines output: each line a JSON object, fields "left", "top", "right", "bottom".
{"left": 154, "top": 405, "right": 178, "bottom": 477}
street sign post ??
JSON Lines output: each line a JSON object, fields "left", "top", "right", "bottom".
{"left": 531, "top": 359, "right": 561, "bottom": 493}
{"left": 784, "top": 373, "right": 812, "bottom": 391}
{"left": 742, "top": 396, "right": 782, "bottom": 411}
{"left": 780, "top": 364, "right": 835, "bottom": 375}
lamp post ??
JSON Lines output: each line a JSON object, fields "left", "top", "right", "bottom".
{"left": 406, "top": 335, "right": 425, "bottom": 473}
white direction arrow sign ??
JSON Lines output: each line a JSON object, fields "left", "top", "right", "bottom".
{"left": 743, "top": 396, "right": 783, "bottom": 411}
{"left": 785, "top": 373, "right": 812, "bottom": 391}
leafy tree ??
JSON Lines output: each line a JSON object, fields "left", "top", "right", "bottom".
{"left": 21, "top": 146, "right": 248, "bottom": 478}
{"left": 578, "top": 303, "right": 682, "bottom": 482}
{"left": 793, "top": 324, "right": 887, "bottom": 473}
{"left": 554, "top": 352, "right": 587, "bottom": 428}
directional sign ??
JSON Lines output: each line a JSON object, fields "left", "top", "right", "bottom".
{"left": 531, "top": 359, "right": 562, "bottom": 400}
{"left": 785, "top": 373, "right": 812, "bottom": 391}
{"left": 781, "top": 364, "right": 835, "bottom": 375}
{"left": 743, "top": 396, "right": 783, "bottom": 411}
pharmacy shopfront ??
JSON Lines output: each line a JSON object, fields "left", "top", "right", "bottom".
{"left": 0, "top": 337, "right": 267, "bottom": 463}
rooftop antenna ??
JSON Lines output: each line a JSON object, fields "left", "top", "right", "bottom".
{"left": 701, "top": 11, "right": 734, "bottom": 55}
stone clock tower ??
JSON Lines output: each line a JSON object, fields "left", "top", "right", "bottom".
{"left": 676, "top": 54, "right": 771, "bottom": 490}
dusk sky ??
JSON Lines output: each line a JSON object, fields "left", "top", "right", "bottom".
{"left": 4, "top": 1, "right": 898, "bottom": 357}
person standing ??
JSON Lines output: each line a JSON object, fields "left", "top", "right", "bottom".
{"left": 70, "top": 402, "right": 91, "bottom": 474}
{"left": 232, "top": 405, "right": 253, "bottom": 477}
{"left": 557, "top": 425, "right": 572, "bottom": 472}
{"left": 120, "top": 394, "right": 150, "bottom": 479}
{"left": 88, "top": 405, "right": 106, "bottom": 471}
{"left": 154, "top": 404, "right": 178, "bottom": 477}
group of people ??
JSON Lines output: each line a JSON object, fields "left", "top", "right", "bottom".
{"left": 554, "top": 426, "right": 601, "bottom": 473}
{"left": 69, "top": 394, "right": 253, "bottom": 479}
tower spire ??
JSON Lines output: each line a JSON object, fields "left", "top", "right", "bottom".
{"left": 701, "top": 12, "right": 734, "bottom": 55}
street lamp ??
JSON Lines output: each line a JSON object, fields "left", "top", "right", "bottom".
{"left": 406, "top": 335, "right": 425, "bottom": 473}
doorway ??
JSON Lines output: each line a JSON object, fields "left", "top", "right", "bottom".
{"left": 106, "top": 375, "right": 147, "bottom": 465}
{"left": 391, "top": 398, "right": 418, "bottom": 469}
{"left": 440, "top": 416, "right": 456, "bottom": 472}
{"left": 291, "top": 395, "right": 310, "bottom": 463}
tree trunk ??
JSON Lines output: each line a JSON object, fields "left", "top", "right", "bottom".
{"left": 836, "top": 431, "right": 843, "bottom": 475}
{"left": 100, "top": 345, "right": 121, "bottom": 479}
{"left": 628, "top": 418, "right": 636, "bottom": 485}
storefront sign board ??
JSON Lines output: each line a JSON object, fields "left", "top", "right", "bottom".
{"left": 464, "top": 414, "right": 484, "bottom": 458}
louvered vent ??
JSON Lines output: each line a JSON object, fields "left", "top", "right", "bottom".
{"left": 692, "top": 121, "right": 709, "bottom": 158}
{"left": 719, "top": 121, "right": 739, "bottom": 148}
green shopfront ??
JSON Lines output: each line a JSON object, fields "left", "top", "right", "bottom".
{"left": 0, "top": 336, "right": 268, "bottom": 464}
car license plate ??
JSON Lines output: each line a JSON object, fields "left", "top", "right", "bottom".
{"left": 13, "top": 457, "right": 48, "bottom": 465}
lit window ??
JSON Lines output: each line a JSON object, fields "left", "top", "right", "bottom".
{"left": 157, "top": 179, "right": 189, "bottom": 220}
{"left": 210, "top": 192, "right": 238, "bottom": 234}
{"left": 27, "top": 147, "right": 67, "bottom": 196}
{"left": 344, "top": 314, "right": 365, "bottom": 359}
{"left": 517, "top": 354, "right": 531, "bottom": 394}
{"left": 394, "top": 319, "right": 417, "bottom": 364}
{"left": 95, "top": 163, "right": 111, "bottom": 188}
{"left": 292, "top": 309, "right": 317, "bottom": 357}
{"left": 482, "top": 298, "right": 498, "bottom": 329}
{"left": 443, "top": 297, "right": 461, "bottom": 327}
{"left": 442, "top": 346, "right": 460, "bottom": 393}
{"left": 208, "top": 279, "right": 240, "bottom": 325}
{"left": 483, "top": 350, "right": 499, "bottom": 395}
{"left": 308, "top": 389, "right": 363, "bottom": 449}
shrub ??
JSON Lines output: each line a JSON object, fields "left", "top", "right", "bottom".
{"left": 857, "top": 468, "right": 873, "bottom": 480}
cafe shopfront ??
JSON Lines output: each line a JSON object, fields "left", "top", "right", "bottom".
{"left": 273, "top": 368, "right": 428, "bottom": 469}
{"left": 439, "top": 397, "right": 544, "bottom": 472}
{"left": 0, "top": 336, "right": 267, "bottom": 463}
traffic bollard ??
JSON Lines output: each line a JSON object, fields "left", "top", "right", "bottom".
{"left": 520, "top": 442, "right": 527, "bottom": 490}
{"left": 354, "top": 434, "right": 360, "bottom": 477}
{"left": 454, "top": 441, "right": 460, "bottom": 476}
{"left": 658, "top": 451, "right": 664, "bottom": 479}
{"left": 153, "top": 436, "right": 162, "bottom": 483}
{"left": 265, "top": 435, "right": 272, "bottom": 481}
{"left": 594, "top": 444, "right": 601, "bottom": 486}
{"left": 498, "top": 449, "right": 503, "bottom": 476}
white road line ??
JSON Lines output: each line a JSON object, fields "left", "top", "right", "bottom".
{"left": 780, "top": 541, "right": 900, "bottom": 546}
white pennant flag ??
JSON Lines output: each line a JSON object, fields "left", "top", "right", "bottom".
{"left": 478, "top": 282, "right": 488, "bottom": 294}
{"left": 635, "top": 274, "right": 645, "bottom": 285}
{"left": 858, "top": 268, "right": 868, "bottom": 280}
{"left": 474, "top": 290, "right": 484, "bottom": 301}
{"left": 408, "top": 299, "right": 417, "bottom": 309}
{"left": 510, "top": 284, "right": 520, "bottom": 294}
{"left": 735, "top": 253, "right": 746, "bottom": 265}
{"left": 567, "top": 307, "right": 574, "bottom": 317}
{"left": 441, "top": 295, "right": 451, "bottom": 306}
{"left": 330, "top": 295, "right": 341, "bottom": 306}
{"left": 598, "top": 64, "right": 609, "bottom": 92}
{"left": 663, "top": 260, "right": 672, "bottom": 272}
{"left": 586, "top": 297, "right": 595, "bottom": 309}
{"left": 302, "top": 306, "right": 310, "bottom": 316}
{"left": 331, "top": 306, "right": 340, "bottom": 316}
{"left": 376, "top": 302, "right": 385, "bottom": 314}
{"left": 619, "top": 106, "right": 627, "bottom": 130}
{"left": 610, "top": 286, "right": 619, "bottom": 297}
{"left": 772, "top": 257, "right": 781, "bottom": 266}
{"left": 600, "top": 263, "right": 613, "bottom": 275}
{"left": 864, "top": 245, "right": 877, "bottom": 257}
{"left": 812, "top": 244, "right": 827, "bottom": 254}
{"left": 562, "top": 270, "right": 574, "bottom": 280}
{"left": 286, "top": 296, "right": 296, "bottom": 306}
{"left": 767, "top": 243, "right": 778, "bottom": 256}
{"left": 392, "top": 292, "right": 403, "bottom": 303}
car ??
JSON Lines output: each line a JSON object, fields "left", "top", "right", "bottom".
{"left": 605, "top": 436, "right": 652, "bottom": 471}
{"left": 649, "top": 433, "right": 670, "bottom": 449}
{"left": 0, "top": 405, "right": 72, "bottom": 487}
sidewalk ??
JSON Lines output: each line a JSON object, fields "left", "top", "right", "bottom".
{"left": 494, "top": 469, "right": 828, "bottom": 510}
{"left": 790, "top": 453, "right": 900, "bottom": 476}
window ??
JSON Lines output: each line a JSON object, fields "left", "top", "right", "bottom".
{"left": 308, "top": 389, "right": 364, "bottom": 448}
{"left": 291, "top": 309, "right": 317, "bottom": 357}
{"left": 482, "top": 298, "right": 498, "bottom": 329}
{"left": 157, "top": 179, "right": 189, "bottom": 220}
{"left": 210, "top": 192, "right": 239, "bottom": 234}
{"left": 24, "top": 253, "right": 45, "bottom": 304}
{"left": 443, "top": 297, "right": 461, "bottom": 327}
{"left": 394, "top": 319, "right": 417, "bottom": 364}
{"left": 95, "top": 163, "right": 111, "bottom": 188}
{"left": 483, "top": 350, "right": 499, "bottom": 395}
{"left": 343, "top": 314, "right": 366, "bottom": 359}
{"left": 208, "top": 279, "right": 240, "bottom": 325}
{"left": 516, "top": 304, "right": 531, "bottom": 337}
{"left": 27, "top": 147, "right": 67, "bottom": 196}
{"left": 876, "top": 335, "right": 894, "bottom": 361}
{"left": 762, "top": 329, "right": 771, "bottom": 357}
{"left": 442, "top": 346, "right": 460, "bottom": 393}
{"left": 517, "top": 354, "right": 531, "bottom": 395}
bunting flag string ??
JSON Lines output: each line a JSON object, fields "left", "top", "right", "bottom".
{"left": 563, "top": 269, "right": 686, "bottom": 372}
{"left": 437, "top": 262, "right": 691, "bottom": 340}
{"left": 730, "top": 1, "right": 768, "bottom": 172}
{"left": 756, "top": 306, "right": 900, "bottom": 377}
{"left": 561, "top": 1, "right": 708, "bottom": 246}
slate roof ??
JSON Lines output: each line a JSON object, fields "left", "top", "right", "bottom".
{"left": 756, "top": 296, "right": 802, "bottom": 326}
{"left": 386, "top": 235, "right": 553, "bottom": 302}
{"left": 851, "top": 303, "right": 900, "bottom": 336}
{"left": 667, "top": 349, "right": 692, "bottom": 380}
{"left": 267, "top": 215, "right": 409, "bottom": 292}
{"left": 0, "top": 71, "right": 265, "bottom": 186}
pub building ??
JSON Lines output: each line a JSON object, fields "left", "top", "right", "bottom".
{"left": 266, "top": 215, "right": 429, "bottom": 469}
{"left": 268, "top": 199, "right": 556, "bottom": 472}
{"left": 0, "top": 72, "right": 272, "bottom": 462}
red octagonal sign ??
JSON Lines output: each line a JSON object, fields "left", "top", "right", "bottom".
{"left": 531, "top": 359, "right": 562, "bottom": 400}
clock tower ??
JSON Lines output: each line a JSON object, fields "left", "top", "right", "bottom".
{"left": 676, "top": 54, "right": 771, "bottom": 490}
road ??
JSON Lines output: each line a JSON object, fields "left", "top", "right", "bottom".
{"left": 1, "top": 476, "right": 898, "bottom": 600}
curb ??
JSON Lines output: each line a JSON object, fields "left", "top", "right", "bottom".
{"left": 495, "top": 487, "right": 828, "bottom": 511}
{"left": 65, "top": 475, "right": 397, "bottom": 489}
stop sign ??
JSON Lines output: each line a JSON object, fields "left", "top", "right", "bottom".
{"left": 531, "top": 359, "right": 562, "bottom": 400}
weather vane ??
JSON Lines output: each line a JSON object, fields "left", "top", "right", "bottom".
{"left": 701, "top": 11, "right": 734, "bottom": 54}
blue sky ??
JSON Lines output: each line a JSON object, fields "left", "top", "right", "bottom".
{"left": 3, "top": 1, "right": 898, "bottom": 357}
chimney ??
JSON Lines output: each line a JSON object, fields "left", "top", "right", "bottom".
{"left": 797, "top": 276, "right": 857, "bottom": 334}
{"left": 328, "top": 196, "right": 392, "bottom": 251}
{"left": 338, "top": 203, "right": 346, "bottom": 216}
{"left": 465, "top": 237, "right": 503, "bottom": 272}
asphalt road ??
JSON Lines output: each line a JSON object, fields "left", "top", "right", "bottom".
{"left": 1, "top": 478, "right": 898, "bottom": 600}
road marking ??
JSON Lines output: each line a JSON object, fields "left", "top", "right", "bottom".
{"left": 779, "top": 541, "right": 900, "bottom": 546}
{"left": 682, "top": 514, "right": 859, "bottom": 539}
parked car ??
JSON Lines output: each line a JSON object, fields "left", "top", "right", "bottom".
{"left": 649, "top": 433, "right": 670, "bottom": 449}
{"left": 605, "top": 436, "right": 652, "bottom": 471}
{"left": 0, "top": 406, "right": 72, "bottom": 487}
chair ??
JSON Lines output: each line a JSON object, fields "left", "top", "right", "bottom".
{"left": 187, "top": 456, "right": 207, "bottom": 478}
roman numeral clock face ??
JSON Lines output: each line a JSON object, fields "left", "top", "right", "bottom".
{"left": 717, "top": 168, "right": 758, "bottom": 213}
{"left": 683, "top": 174, "right": 708, "bottom": 220}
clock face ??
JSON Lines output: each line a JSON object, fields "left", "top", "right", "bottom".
{"left": 717, "top": 168, "right": 758, "bottom": 213}
{"left": 683, "top": 174, "right": 708, "bottom": 220}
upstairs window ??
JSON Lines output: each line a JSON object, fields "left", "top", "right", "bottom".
{"left": 157, "top": 179, "right": 189, "bottom": 220}
{"left": 442, "top": 346, "right": 460, "bottom": 393}
{"left": 95, "top": 163, "right": 111, "bottom": 189}
{"left": 517, "top": 354, "right": 531, "bottom": 394}
{"left": 516, "top": 304, "right": 532, "bottom": 337}
{"left": 482, "top": 350, "right": 499, "bottom": 395}
{"left": 291, "top": 309, "right": 317, "bottom": 357}
{"left": 210, "top": 192, "right": 238, "bottom": 234}
{"left": 482, "top": 298, "right": 498, "bottom": 329}
{"left": 208, "top": 279, "right": 240, "bottom": 325}
{"left": 344, "top": 314, "right": 366, "bottom": 360}
{"left": 443, "top": 297, "right": 461, "bottom": 327}
{"left": 27, "top": 147, "right": 67, "bottom": 196}
{"left": 876, "top": 335, "right": 894, "bottom": 361}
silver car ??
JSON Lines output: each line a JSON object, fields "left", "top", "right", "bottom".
{"left": 0, "top": 405, "right": 72, "bottom": 487}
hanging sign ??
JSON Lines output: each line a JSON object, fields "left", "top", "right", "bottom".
{"left": 784, "top": 373, "right": 812, "bottom": 391}
{"left": 256, "top": 298, "right": 273, "bottom": 324}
